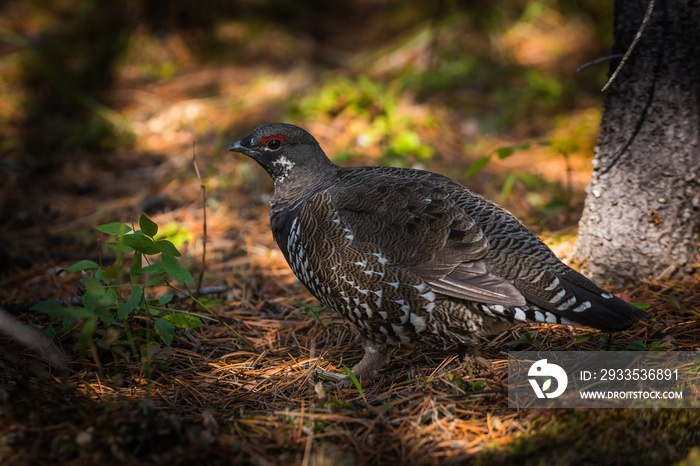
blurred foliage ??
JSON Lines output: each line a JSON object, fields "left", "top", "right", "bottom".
{"left": 0, "top": 0, "right": 615, "bottom": 228}
{"left": 289, "top": 75, "right": 435, "bottom": 165}
{"left": 0, "top": 0, "right": 613, "bottom": 153}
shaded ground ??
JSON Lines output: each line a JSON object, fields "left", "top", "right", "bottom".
{"left": 1, "top": 1, "right": 699, "bottom": 464}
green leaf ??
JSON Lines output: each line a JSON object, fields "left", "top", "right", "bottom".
{"left": 120, "top": 234, "right": 159, "bottom": 255}
{"left": 65, "top": 306, "right": 95, "bottom": 319}
{"left": 631, "top": 302, "right": 651, "bottom": 310}
{"left": 500, "top": 172, "right": 519, "bottom": 202}
{"left": 60, "top": 316, "right": 78, "bottom": 332}
{"left": 145, "top": 272, "right": 168, "bottom": 287}
{"left": 139, "top": 214, "right": 158, "bottom": 238}
{"left": 100, "top": 266, "right": 120, "bottom": 284}
{"left": 156, "top": 240, "right": 181, "bottom": 257}
{"left": 494, "top": 146, "right": 515, "bottom": 159}
{"left": 158, "top": 294, "right": 174, "bottom": 306}
{"left": 58, "top": 260, "right": 99, "bottom": 275}
{"left": 464, "top": 156, "right": 491, "bottom": 178}
{"left": 162, "top": 313, "right": 203, "bottom": 329}
{"left": 155, "top": 317, "right": 175, "bottom": 346}
{"left": 107, "top": 241, "right": 135, "bottom": 253}
{"left": 81, "top": 275, "right": 118, "bottom": 309}
{"left": 96, "top": 222, "right": 132, "bottom": 236}
{"left": 626, "top": 341, "right": 647, "bottom": 351}
{"left": 31, "top": 300, "right": 70, "bottom": 317}
{"left": 118, "top": 286, "right": 143, "bottom": 319}
{"left": 341, "top": 364, "right": 366, "bottom": 402}
{"left": 494, "top": 143, "right": 530, "bottom": 159}
{"left": 139, "top": 262, "right": 165, "bottom": 274}
{"left": 574, "top": 334, "right": 592, "bottom": 344}
{"left": 43, "top": 325, "right": 57, "bottom": 342}
{"left": 162, "top": 254, "right": 195, "bottom": 284}
{"left": 95, "top": 307, "right": 115, "bottom": 325}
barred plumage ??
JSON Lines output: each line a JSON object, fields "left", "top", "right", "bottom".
{"left": 228, "top": 123, "right": 645, "bottom": 383}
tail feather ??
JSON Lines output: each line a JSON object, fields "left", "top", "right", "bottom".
{"left": 518, "top": 269, "right": 646, "bottom": 332}
{"left": 556, "top": 279, "right": 646, "bottom": 331}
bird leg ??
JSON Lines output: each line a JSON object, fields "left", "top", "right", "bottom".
{"left": 457, "top": 343, "right": 493, "bottom": 373}
{"left": 316, "top": 339, "right": 391, "bottom": 387}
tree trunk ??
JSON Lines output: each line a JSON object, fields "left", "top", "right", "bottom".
{"left": 575, "top": 0, "right": 700, "bottom": 284}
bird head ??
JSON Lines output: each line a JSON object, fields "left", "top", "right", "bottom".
{"left": 228, "top": 123, "right": 337, "bottom": 187}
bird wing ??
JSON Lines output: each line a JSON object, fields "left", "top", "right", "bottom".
{"left": 332, "top": 167, "right": 527, "bottom": 306}
{"left": 324, "top": 166, "right": 644, "bottom": 331}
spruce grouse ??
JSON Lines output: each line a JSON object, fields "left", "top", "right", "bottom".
{"left": 228, "top": 123, "right": 645, "bottom": 383}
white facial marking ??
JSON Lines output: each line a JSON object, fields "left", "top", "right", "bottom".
{"left": 272, "top": 156, "right": 295, "bottom": 182}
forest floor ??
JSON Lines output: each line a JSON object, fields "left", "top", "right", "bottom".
{"left": 1, "top": 2, "right": 700, "bottom": 464}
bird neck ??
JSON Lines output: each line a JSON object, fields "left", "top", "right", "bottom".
{"left": 270, "top": 158, "right": 339, "bottom": 208}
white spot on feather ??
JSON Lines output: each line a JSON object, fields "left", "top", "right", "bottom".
{"left": 513, "top": 308, "right": 527, "bottom": 322}
{"left": 572, "top": 301, "right": 592, "bottom": 313}
{"left": 371, "top": 253, "right": 388, "bottom": 266}
{"left": 543, "top": 277, "right": 560, "bottom": 291}
{"left": 557, "top": 296, "right": 577, "bottom": 310}
{"left": 549, "top": 288, "right": 566, "bottom": 304}
{"left": 410, "top": 314, "right": 427, "bottom": 332}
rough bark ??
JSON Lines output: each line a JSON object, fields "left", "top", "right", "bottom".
{"left": 576, "top": 0, "right": 700, "bottom": 284}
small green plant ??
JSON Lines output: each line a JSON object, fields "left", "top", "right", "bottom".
{"left": 32, "top": 214, "right": 207, "bottom": 360}
{"left": 296, "top": 300, "right": 329, "bottom": 325}
{"left": 626, "top": 340, "right": 674, "bottom": 351}
{"left": 296, "top": 300, "right": 344, "bottom": 327}
{"left": 289, "top": 75, "right": 434, "bottom": 166}
{"left": 465, "top": 141, "right": 548, "bottom": 178}
{"left": 341, "top": 364, "right": 367, "bottom": 402}
{"left": 507, "top": 330, "right": 540, "bottom": 349}
{"left": 445, "top": 372, "right": 488, "bottom": 393}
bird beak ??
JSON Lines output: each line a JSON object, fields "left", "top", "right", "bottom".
{"left": 227, "top": 140, "right": 248, "bottom": 154}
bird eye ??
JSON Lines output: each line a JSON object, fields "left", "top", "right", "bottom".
{"left": 262, "top": 135, "right": 284, "bottom": 150}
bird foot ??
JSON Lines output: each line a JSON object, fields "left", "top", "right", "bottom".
{"left": 315, "top": 340, "right": 391, "bottom": 387}
{"left": 314, "top": 367, "right": 353, "bottom": 386}
{"left": 472, "top": 355, "right": 493, "bottom": 372}
{"left": 456, "top": 343, "right": 493, "bottom": 376}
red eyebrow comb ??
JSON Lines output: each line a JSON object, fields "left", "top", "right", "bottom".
{"left": 262, "top": 135, "right": 285, "bottom": 145}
